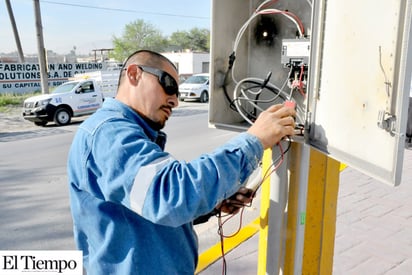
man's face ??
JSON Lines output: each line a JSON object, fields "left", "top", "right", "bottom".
{"left": 129, "top": 63, "right": 179, "bottom": 130}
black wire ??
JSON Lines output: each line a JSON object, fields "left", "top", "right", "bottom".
{"left": 282, "top": 136, "right": 293, "bottom": 155}
{"left": 39, "top": 0, "right": 209, "bottom": 20}
{"left": 222, "top": 84, "right": 241, "bottom": 113}
{"left": 231, "top": 97, "right": 257, "bottom": 122}
{"left": 236, "top": 79, "right": 287, "bottom": 121}
{"left": 251, "top": 72, "right": 272, "bottom": 117}
{"left": 221, "top": 51, "right": 290, "bottom": 120}
{"left": 239, "top": 79, "right": 287, "bottom": 100}
{"left": 220, "top": 52, "right": 239, "bottom": 113}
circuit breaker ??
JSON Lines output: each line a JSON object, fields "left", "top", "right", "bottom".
{"left": 209, "top": 0, "right": 412, "bottom": 186}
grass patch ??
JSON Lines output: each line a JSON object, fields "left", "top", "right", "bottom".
{"left": 0, "top": 92, "right": 40, "bottom": 112}
{"left": 0, "top": 93, "right": 39, "bottom": 106}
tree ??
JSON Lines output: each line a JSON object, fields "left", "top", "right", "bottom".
{"left": 168, "top": 28, "right": 210, "bottom": 52}
{"left": 168, "top": 31, "right": 192, "bottom": 50}
{"left": 111, "top": 20, "right": 168, "bottom": 62}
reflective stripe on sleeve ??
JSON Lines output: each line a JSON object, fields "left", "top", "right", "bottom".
{"left": 129, "top": 155, "right": 175, "bottom": 214}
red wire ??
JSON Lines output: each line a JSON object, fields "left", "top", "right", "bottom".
{"left": 298, "top": 64, "right": 306, "bottom": 97}
{"left": 217, "top": 212, "right": 227, "bottom": 275}
{"left": 217, "top": 141, "right": 287, "bottom": 274}
{"left": 284, "top": 11, "right": 305, "bottom": 36}
{"left": 219, "top": 207, "right": 246, "bottom": 238}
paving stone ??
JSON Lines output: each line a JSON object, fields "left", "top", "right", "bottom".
{"left": 333, "top": 148, "right": 412, "bottom": 274}
{"left": 388, "top": 259, "right": 412, "bottom": 274}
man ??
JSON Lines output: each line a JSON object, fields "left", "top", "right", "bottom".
{"left": 67, "top": 50, "right": 296, "bottom": 274}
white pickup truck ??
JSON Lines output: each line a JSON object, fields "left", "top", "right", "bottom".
{"left": 22, "top": 70, "right": 119, "bottom": 126}
{"left": 22, "top": 79, "right": 104, "bottom": 126}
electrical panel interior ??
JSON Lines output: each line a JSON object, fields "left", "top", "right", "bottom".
{"left": 209, "top": 0, "right": 312, "bottom": 137}
{"left": 210, "top": 0, "right": 412, "bottom": 186}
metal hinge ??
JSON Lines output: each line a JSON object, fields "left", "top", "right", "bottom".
{"left": 377, "top": 110, "right": 397, "bottom": 135}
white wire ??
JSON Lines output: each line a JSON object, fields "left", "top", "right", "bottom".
{"left": 231, "top": 8, "right": 304, "bottom": 84}
{"left": 233, "top": 77, "right": 287, "bottom": 125}
{"left": 231, "top": 13, "right": 260, "bottom": 84}
{"left": 255, "top": 0, "right": 273, "bottom": 12}
{"left": 282, "top": 66, "right": 294, "bottom": 100}
{"left": 230, "top": 3, "right": 306, "bottom": 125}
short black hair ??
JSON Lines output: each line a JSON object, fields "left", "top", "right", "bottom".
{"left": 121, "top": 49, "right": 177, "bottom": 71}
{"left": 117, "top": 49, "right": 177, "bottom": 87}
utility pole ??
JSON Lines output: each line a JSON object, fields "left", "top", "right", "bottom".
{"left": 33, "top": 0, "right": 49, "bottom": 94}
{"left": 5, "top": 0, "right": 25, "bottom": 62}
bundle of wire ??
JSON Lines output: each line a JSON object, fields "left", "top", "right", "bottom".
{"left": 233, "top": 71, "right": 289, "bottom": 125}
{"left": 226, "top": 0, "right": 306, "bottom": 126}
{"left": 216, "top": 139, "right": 291, "bottom": 275}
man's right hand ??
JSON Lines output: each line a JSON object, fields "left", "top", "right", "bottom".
{"left": 247, "top": 103, "right": 296, "bottom": 149}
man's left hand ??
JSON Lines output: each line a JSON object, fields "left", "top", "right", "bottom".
{"left": 217, "top": 187, "right": 254, "bottom": 215}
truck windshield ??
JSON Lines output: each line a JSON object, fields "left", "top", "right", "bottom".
{"left": 52, "top": 82, "right": 79, "bottom": 94}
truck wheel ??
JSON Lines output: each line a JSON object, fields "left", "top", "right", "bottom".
{"left": 54, "top": 107, "right": 71, "bottom": 126}
{"left": 34, "top": 121, "right": 48, "bottom": 127}
{"left": 200, "top": 91, "right": 209, "bottom": 103}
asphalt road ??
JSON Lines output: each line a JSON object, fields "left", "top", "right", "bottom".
{"left": 0, "top": 101, "right": 238, "bottom": 251}
{"left": 1, "top": 124, "right": 78, "bottom": 250}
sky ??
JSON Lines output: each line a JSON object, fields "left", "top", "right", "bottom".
{"left": 0, "top": 0, "right": 211, "bottom": 55}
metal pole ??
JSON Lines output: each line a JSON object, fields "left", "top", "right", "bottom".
{"left": 265, "top": 141, "right": 290, "bottom": 274}
{"left": 258, "top": 141, "right": 311, "bottom": 275}
{"left": 291, "top": 143, "right": 310, "bottom": 274}
{"left": 5, "top": 0, "right": 25, "bottom": 62}
{"left": 33, "top": 0, "right": 49, "bottom": 94}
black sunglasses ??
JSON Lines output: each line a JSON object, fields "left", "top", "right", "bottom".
{"left": 136, "top": 65, "right": 179, "bottom": 97}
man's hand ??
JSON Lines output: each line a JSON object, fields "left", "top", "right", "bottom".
{"left": 217, "top": 187, "right": 254, "bottom": 215}
{"left": 193, "top": 188, "right": 254, "bottom": 224}
{"left": 247, "top": 103, "right": 296, "bottom": 149}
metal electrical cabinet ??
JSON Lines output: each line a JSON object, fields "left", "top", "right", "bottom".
{"left": 209, "top": 0, "right": 412, "bottom": 186}
{"left": 209, "top": 0, "right": 312, "bottom": 130}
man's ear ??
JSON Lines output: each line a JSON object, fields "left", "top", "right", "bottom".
{"left": 126, "top": 64, "right": 141, "bottom": 85}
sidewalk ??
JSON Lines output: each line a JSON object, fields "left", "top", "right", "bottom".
{"left": 199, "top": 147, "right": 412, "bottom": 274}
{"left": 333, "top": 146, "right": 412, "bottom": 274}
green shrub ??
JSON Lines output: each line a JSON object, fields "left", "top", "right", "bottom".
{"left": 0, "top": 92, "right": 40, "bottom": 108}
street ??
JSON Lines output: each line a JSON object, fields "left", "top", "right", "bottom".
{"left": 0, "top": 126, "right": 76, "bottom": 249}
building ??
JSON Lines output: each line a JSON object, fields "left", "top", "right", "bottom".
{"left": 162, "top": 51, "right": 210, "bottom": 82}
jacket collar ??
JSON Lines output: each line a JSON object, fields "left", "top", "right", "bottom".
{"left": 103, "top": 98, "right": 159, "bottom": 142}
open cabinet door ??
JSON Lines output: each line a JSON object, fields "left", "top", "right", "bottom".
{"left": 307, "top": 0, "right": 412, "bottom": 186}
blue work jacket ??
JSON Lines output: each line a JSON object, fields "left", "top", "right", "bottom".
{"left": 67, "top": 98, "right": 263, "bottom": 274}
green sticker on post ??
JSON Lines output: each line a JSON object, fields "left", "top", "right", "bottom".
{"left": 300, "top": 212, "right": 306, "bottom": 225}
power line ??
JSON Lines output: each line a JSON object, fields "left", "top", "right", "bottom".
{"left": 39, "top": 0, "right": 210, "bottom": 20}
